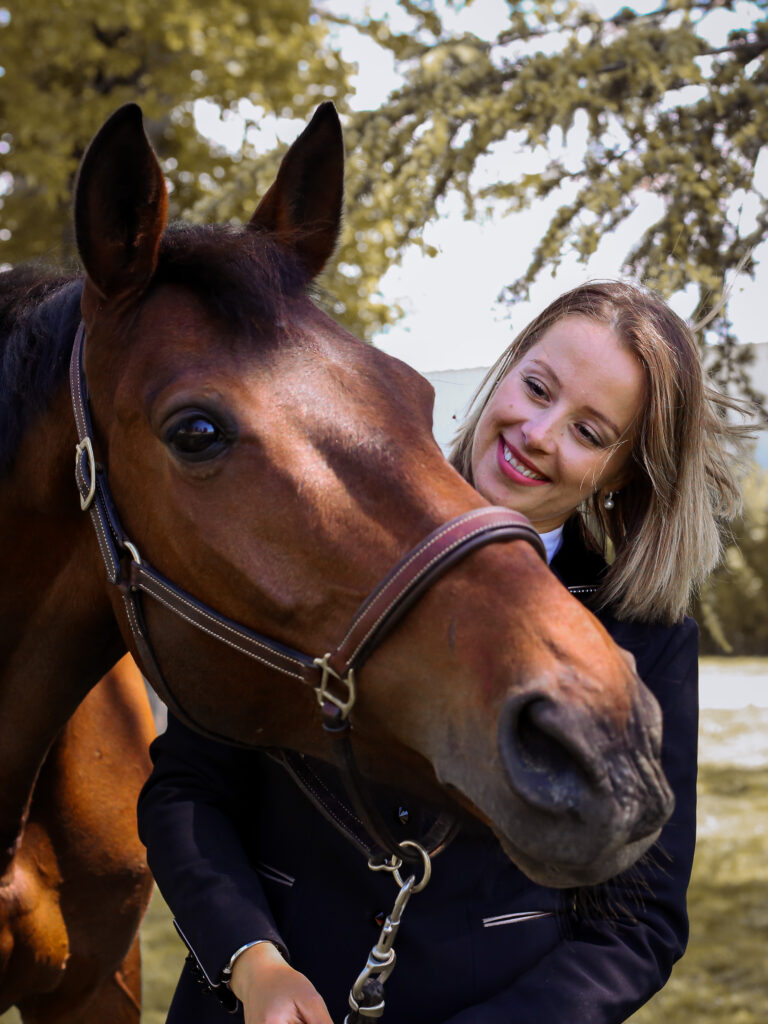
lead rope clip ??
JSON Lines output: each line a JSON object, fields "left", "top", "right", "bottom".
{"left": 344, "top": 841, "right": 432, "bottom": 1023}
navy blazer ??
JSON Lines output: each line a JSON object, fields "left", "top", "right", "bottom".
{"left": 137, "top": 525, "right": 699, "bottom": 1023}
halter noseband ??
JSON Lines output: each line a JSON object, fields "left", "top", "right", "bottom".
{"left": 70, "top": 321, "right": 546, "bottom": 861}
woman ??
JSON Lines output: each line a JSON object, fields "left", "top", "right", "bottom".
{"left": 138, "top": 281, "right": 748, "bottom": 1024}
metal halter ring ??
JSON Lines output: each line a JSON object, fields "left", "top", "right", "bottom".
{"left": 367, "top": 840, "right": 432, "bottom": 891}
{"left": 367, "top": 840, "right": 432, "bottom": 893}
{"left": 392, "top": 840, "right": 431, "bottom": 892}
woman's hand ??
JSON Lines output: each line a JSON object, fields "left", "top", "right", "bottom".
{"left": 230, "top": 941, "right": 334, "bottom": 1024}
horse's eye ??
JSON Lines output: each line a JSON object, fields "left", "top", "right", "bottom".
{"left": 165, "top": 414, "right": 228, "bottom": 461}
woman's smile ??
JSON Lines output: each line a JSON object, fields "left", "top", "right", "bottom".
{"left": 498, "top": 438, "right": 550, "bottom": 485}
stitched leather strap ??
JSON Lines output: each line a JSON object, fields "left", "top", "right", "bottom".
{"left": 328, "top": 507, "right": 545, "bottom": 680}
{"left": 127, "top": 561, "right": 315, "bottom": 682}
{"left": 279, "top": 750, "right": 458, "bottom": 861}
{"left": 125, "top": 508, "right": 545, "bottom": 694}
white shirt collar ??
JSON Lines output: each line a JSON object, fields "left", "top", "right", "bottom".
{"left": 539, "top": 525, "right": 564, "bottom": 565}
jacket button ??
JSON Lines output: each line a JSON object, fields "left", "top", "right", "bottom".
{"left": 397, "top": 806, "right": 409, "bottom": 825}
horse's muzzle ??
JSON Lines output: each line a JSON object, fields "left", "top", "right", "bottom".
{"left": 496, "top": 686, "right": 675, "bottom": 881}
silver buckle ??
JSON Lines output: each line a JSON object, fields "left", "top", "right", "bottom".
{"left": 75, "top": 436, "right": 97, "bottom": 511}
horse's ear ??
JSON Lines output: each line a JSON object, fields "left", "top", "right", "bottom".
{"left": 249, "top": 102, "right": 344, "bottom": 280}
{"left": 75, "top": 104, "right": 167, "bottom": 302}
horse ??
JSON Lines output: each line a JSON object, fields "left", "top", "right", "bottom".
{"left": 0, "top": 656, "right": 154, "bottom": 1022}
{"left": 0, "top": 101, "right": 674, "bottom": 1021}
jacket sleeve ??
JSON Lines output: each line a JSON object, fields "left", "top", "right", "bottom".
{"left": 137, "top": 714, "right": 289, "bottom": 987}
{"left": 441, "top": 616, "right": 700, "bottom": 1024}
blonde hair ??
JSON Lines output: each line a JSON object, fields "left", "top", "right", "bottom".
{"left": 450, "top": 281, "right": 753, "bottom": 624}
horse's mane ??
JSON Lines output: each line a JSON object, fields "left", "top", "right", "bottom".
{"left": 0, "top": 224, "right": 309, "bottom": 478}
{"left": 0, "top": 267, "right": 82, "bottom": 478}
{"left": 151, "top": 223, "right": 309, "bottom": 335}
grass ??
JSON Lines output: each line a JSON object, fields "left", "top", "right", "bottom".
{"left": 138, "top": 894, "right": 185, "bottom": 1024}
{"left": 628, "top": 710, "right": 768, "bottom": 1022}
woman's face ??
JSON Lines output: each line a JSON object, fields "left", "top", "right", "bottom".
{"left": 471, "top": 315, "right": 645, "bottom": 533}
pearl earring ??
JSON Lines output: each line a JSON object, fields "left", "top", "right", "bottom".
{"left": 603, "top": 491, "right": 615, "bottom": 510}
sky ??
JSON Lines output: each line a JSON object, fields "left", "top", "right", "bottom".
{"left": 198, "top": 0, "right": 765, "bottom": 372}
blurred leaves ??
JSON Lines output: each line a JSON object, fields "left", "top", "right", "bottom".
{"left": 0, "top": 0, "right": 351, "bottom": 263}
{"left": 696, "top": 463, "right": 768, "bottom": 654}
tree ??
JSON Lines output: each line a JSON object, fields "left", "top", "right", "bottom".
{"left": 0, "top": 0, "right": 351, "bottom": 262}
{"left": 2, "top": 0, "right": 768, "bottom": 400}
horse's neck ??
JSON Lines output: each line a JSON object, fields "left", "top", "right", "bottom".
{"left": 0, "top": 387, "right": 124, "bottom": 870}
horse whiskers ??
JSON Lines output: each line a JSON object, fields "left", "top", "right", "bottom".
{"left": 562, "top": 840, "right": 673, "bottom": 934}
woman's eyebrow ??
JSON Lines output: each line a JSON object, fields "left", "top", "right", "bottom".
{"left": 527, "top": 359, "right": 621, "bottom": 437}
{"left": 584, "top": 405, "right": 621, "bottom": 439}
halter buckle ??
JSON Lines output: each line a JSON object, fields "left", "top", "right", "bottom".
{"left": 123, "top": 541, "right": 141, "bottom": 565}
{"left": 313, "top": 653, "right": 356, "bottom": 720}
{"left": 75, "top": 436, "right": 97, "bottom": 512}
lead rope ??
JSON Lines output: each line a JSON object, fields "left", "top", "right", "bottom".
{"left": 344, "top": 841, "right": 431, "bottom": 1023}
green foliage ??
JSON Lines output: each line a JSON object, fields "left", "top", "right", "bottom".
{"left": 696, "top": 463, "right": 768, "bottom": 655}
{"left": 2, "top": 0, "right": 768, "bottom": 378}
{"left": 0, "top": 0, "right": 350, "bottom": 262}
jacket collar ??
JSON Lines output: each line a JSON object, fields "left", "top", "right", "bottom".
{"left": 550, "top": 516, "right": 608, "bottom": 596}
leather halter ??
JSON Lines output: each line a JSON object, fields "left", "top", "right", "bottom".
{"left": 69, "top": 321, "right": 546, "bottom": 860}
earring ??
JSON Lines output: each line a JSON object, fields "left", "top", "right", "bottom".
{"left": 603, "top": 491, "right": 615, "bottom": 510}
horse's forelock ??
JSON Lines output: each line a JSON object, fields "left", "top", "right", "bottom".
{"left": 150, "top": 223, "right": 310, "bottom": 338}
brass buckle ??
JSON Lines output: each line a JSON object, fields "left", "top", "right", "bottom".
{"left": 313, "top": 653, "right": 356, "bottom": 720}
{"left": 75, "top": 436, "right": 97, "bottom": 511}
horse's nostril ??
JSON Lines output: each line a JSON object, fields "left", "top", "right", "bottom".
{"left": 499, "top": 694, "right": 597, "bottom": 815}
{"left": 517, "top": 700, "right": 579, "bottom": 776}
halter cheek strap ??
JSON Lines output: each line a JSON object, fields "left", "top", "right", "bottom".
{"left": 70, "top": 320, "right": 546, "bottom": 861}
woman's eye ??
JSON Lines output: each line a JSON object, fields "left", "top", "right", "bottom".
{"left": 165, "top": 414, "right": 229, "bottom": 461}
{"left": 523, "top": 376, "right": 547, "bottom": 399}
{"left": 577, "top": 424, "right": 601, "bottom": 447}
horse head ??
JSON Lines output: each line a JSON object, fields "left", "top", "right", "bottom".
{"left": 71, "top": 102, "right": 673, "bottom": 887}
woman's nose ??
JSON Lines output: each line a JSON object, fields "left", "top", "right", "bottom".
{"left": 522, "top": 414, "right": 556, "bottom": 453}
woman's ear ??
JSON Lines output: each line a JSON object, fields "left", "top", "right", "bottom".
{"left": 598, "top": 458, "right": 638, "bottom": 508}
{"left": 602, "top": 451, "right": 638, "bottom": 497}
